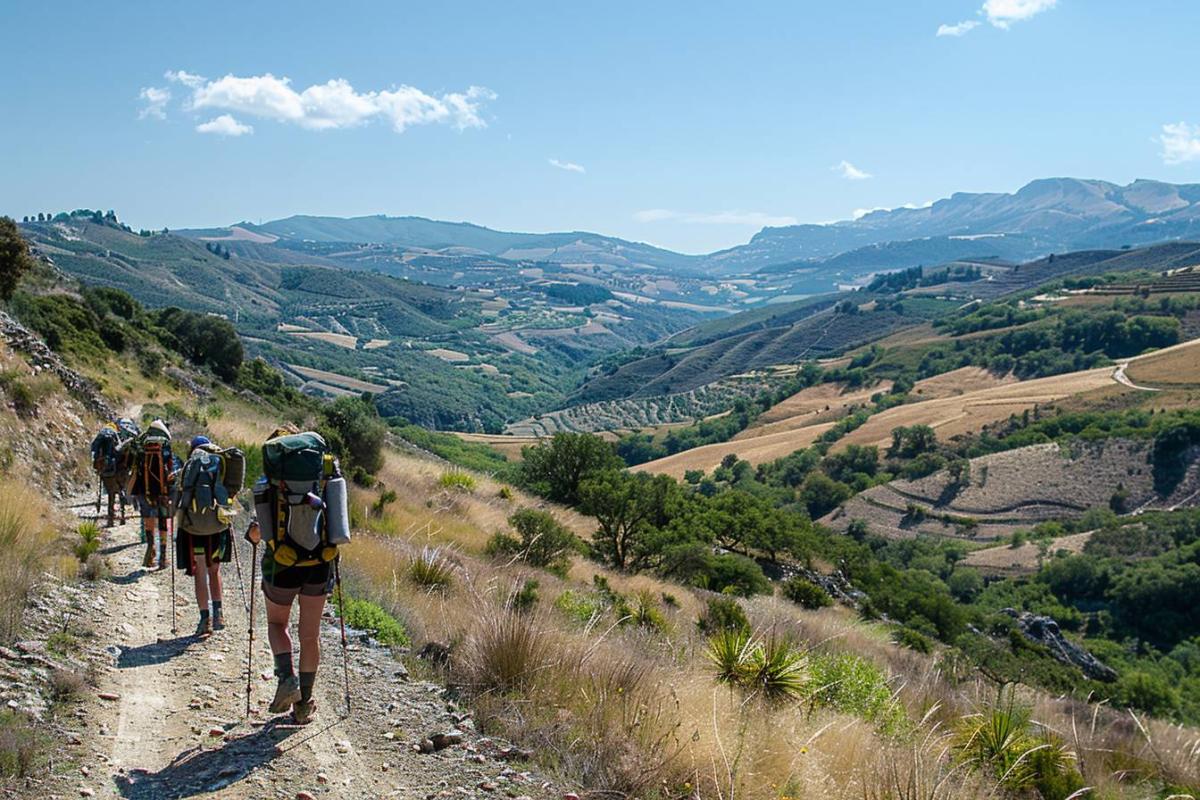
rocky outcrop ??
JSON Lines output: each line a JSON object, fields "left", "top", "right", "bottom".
{"left": 1002, "top": 608, "right": 1118, "bottom": 682}
{"left": 0, "top": 310, "right": 114, "bottom": 419}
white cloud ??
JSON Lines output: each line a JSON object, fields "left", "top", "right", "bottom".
{"left": 983, "top": 0, "right": 1057, "bottom": 28}
{"left": 1159, "top": 122, "right": 1200, "bottom": 165}
{"left": 634, "top": 209, "right": 798, "bottom": 227}
{"left": 138, "top": 86, "right": 171, "bottom": 119}
{"left": 548, "top": 158, "right": 586, "bottom": 174}
{"left": 165, "top": 69, "right": 206, "bottom": 89}
{"left": 936, "top": 20, "right": 980, "bottom": 36}
{"left": 159, "top": 70, "right": 494, "bottom": 135}
{"left": 196, "top": 114, "right": 254, "bottom": 137}
{"left": 834, "top": 160, "right": 872, "bottom": 180}
{"left": 937, "top": 0, "right": 1056, "bottom": 37}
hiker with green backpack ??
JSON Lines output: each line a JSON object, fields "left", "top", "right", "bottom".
{"left": 174, "top": 435, "right": 246, "bottom": 636}
{"left": 245, "top": 428, "right": 351, "bottom": 725}
{"left": 126, "top": 419, "right": 176, "bottom": 569}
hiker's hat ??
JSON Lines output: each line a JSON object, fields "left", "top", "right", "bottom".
{"left": 190, "top": 435, "right": 211, "bottom": 451}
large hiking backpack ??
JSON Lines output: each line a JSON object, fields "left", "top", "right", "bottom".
{"left": 175, "top": 444, "right": 245, "bottom": 535}
{"left": 255, "top": 431, "right": 350, "bottom": 569}
{"left": 131, "top": 421, "right": 174, "bottom": 501}
{"left": 91, "top": 426, "right": 123, "bottom": 478}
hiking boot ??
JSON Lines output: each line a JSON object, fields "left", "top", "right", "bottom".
{"left": 142, "top": 544, "right": 156, "bottom": 569}
{"left": 291, "top": 698, "right": 316, "bottom": 726}
{"left": 211, "top": 611, "right": 225, "bottom": 631}
{"left": 195, "top": 616, "right": 213, "bottom": 637}
{"left": 269, "top": 675, "right": 301, "bottom": 714}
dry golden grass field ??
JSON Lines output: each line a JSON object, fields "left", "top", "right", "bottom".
{"left": 636, "top": 364, "right": 1106, "bottom": 479}
{"left": 1124, "top": 336, "right": 1200, "bottom": 388}
{"left": 287, "top": 330, "right": 358, "bottom": 349}
{"left": 963, "top": 530, "right": 1094, "bottom": 576}
{"left": 286, "top": 363, "right": 388, "bottom": 393}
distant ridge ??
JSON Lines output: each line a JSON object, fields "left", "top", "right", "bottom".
{"left": 179, "top": 178, "right": 1200, "bottom": 278}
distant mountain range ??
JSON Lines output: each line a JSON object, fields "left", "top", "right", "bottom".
{"left": 184, "top": 215, "right": 700, "bottom": 273}
{"left": 179, "top": 178, "right": 1200, "bottom": 283}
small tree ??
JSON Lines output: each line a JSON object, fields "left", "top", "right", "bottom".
{"left": 486, "top": 508, "right": 577, "bottom": 575}
{"left": 0, "top": 217, "right": 35, "bottom": 301}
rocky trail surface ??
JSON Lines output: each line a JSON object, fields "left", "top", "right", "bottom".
{"left": 4, "top": 507, "right": 560, "bottom": 800}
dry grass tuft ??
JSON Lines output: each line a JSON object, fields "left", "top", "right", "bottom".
{"left": 0, "top": 480, "right": 60, "bottom": 643}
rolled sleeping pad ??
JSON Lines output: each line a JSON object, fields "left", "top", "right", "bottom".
{"left": 324, "top": 476, "right": 351, "bottom": 546}
{"left": 253, "top": 478, "right": 273, "bottom": 534}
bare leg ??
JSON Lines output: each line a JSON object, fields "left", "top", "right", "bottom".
{"left": 193, "top": 564, "right": 209, "bottom": 609}
{"left": 143, "top": 519, "right": 158, "bottom": 568}
{"left": 297, "top": 593, "right": 325, "bottom": 673}
{"left": 266, "top": 598, "right": 293, "bottom": 656}
{"left": 207, "top": 562, "right": 222, "bottom": 604}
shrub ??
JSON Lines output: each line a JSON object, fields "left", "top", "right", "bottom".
{"left": 781, "top": 576, "right": 833, "bottom": 609}
{"left": 336, "top": 595, "right": 410, "bottom": 646}
{"left": 706, "top": 553, "right": 770, "bottom": 597}
{"left": 407, "top": 547, "right": 456, "bottom": 590}
{"left": 0, "top": 709, "right": 44, "bottom": 779}
{"left": 554, "top": 589, "right": 607, "bottom": 625}
{"left": 486, "top": 508, "right": 576, "bottom": 575}
{"left": 73, "top": 522, "right": 101, "bottom": 562}
{"left": 697, "top": 596, "right": 750, "bottom": 634}
{"left": 0, "top": 371, "right": 54, "bottom": 418}
{"left": 892, "top": 626, "right": 934, "bottom": 654}
{"left": 48, "top": 667, "right": 87, "bottom": 703}
{"left": 807, "top": 652, "right": 905, "bottom": 731}
{"left": 438, "top": 470, "right": 476, "bottom": 493}
{"left": 511, "top": 579, "right": 539, "bottom": 613}
{"left": 629, "top": 590, "right": 666, "bottom": 630}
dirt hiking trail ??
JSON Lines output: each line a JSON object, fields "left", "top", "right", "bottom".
{"left": 28, "top": 507, "right": 558, "bottom": 800}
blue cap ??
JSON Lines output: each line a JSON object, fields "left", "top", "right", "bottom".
{"left": 190, "top": 435, "right": 211, "bottom": 450}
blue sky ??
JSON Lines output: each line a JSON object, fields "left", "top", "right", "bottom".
{"left": 2, "top": 0, "right": 1199, "bottom": 254}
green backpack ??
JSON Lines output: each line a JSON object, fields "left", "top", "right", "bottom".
{"left": 256, "top": 432, "right": 350, "bottom": 568}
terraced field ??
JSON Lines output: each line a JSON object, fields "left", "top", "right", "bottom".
{"left": 635, "top": 364, "right": 1111, "bottom": 478}
{"left": 824, "top": 439, "right": 1200, "bottom": 541}
{"left": 505, "top": 377, "right": 778, "bottom": 437}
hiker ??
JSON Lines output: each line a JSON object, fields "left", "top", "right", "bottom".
{"left": 174, "top": 435, "right": 245, "bottom": 636}
{"left": 89, "top": 419, "right": 136, "bottom": 526}
{"left": 126, "top": 419, "right": 175, "bottom": 569}
{"left": 245, "top": 429, "right": 350, "bottom": 725}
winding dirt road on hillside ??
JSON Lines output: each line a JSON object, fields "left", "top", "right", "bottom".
{"left": 36, "top": 509, "right": 558, "bottom": 800}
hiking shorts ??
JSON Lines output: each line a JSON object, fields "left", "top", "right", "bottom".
{"left": 261, "top": 563, "right": 333, "bottom": 606}
{"left": 175, "top": 529, "right": 232, "bottom": 575}
{"left": 138, "top": 497, "right": 170, "bottom": 520}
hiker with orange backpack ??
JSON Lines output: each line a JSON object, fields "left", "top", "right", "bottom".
{"left": 245, "top": 429, "right": 351, "bottom": 725}
{"left": 126, "top": 420, "right": 175, "bottom": 569}
{"left": 174, "top": 435, "right": 245, "bottom": 636}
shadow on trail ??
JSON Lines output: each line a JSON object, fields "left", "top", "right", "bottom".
{"left": 116, "top": 635, "right": 195, "bottom": 669}
{"left": 113, "top": 721, "right": 305, "bottom": 799}
{"left": 101, "top": 540, "right": 141, "bottom": 557}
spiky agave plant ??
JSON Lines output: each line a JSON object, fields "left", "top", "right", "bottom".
{"left": 705, "top": 627, "right": 756, "bottom": 687}
{"left": 744, "top": 633, "right": 807, "bottom": 702}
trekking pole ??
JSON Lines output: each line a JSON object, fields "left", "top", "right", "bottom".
{"left": 169, "top": 518, "right": 177, "bottom": 636}
{"left": 229, "top": 528, "right": 249, "bottom": 613}
{"left": 246, "top": 539, "right": 258, "bottom": 718}
{"left": 95, "top": 482, "right": 102, "bottom": 517}
{"left": 334, "top": 557, "right": 351, "bottom": 717}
